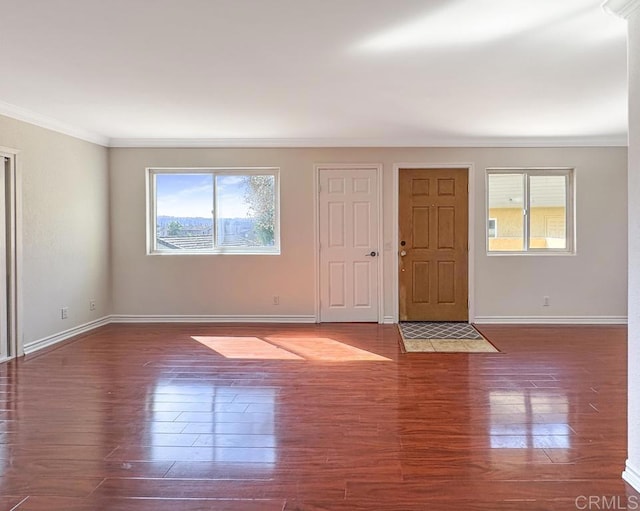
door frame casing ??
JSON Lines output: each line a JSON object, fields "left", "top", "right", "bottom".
{"left": 392, "top": 163, "right": 475, "bottom": 324}
{"left": 0, "top": 147, "right": 23, "bottom": 359}
{"left": 314, "top": 163, "right": 384, "bottom": 323}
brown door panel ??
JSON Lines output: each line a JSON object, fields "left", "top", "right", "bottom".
{"left": 399, "top": 169, "right": 468, "bottom": 321}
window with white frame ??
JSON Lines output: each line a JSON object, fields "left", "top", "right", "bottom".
{"left": 486, "top": 168, "right": 574, "bottom": 254}
{"left": 148, "top": 168, "right": 280, "bottom": 254}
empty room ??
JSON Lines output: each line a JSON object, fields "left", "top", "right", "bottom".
{"left": 0, "top": 0, "right": 639, "bottom": 509}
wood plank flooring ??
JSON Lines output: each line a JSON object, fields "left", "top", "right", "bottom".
{"left": 0, "top": 323, "right": 636, "bottom": 510}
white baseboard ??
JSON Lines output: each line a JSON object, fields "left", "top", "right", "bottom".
{"left": 21, "top": 314, "right": 318, "bottom": 355}
{"left": 623, "top": 460, "right": 640, "bottom": 493}
{"left": 473, "top": 315, "right": 628, "bottom": 325}
{"left": 109, "top": 314, "right": 318, "bottom": 324}
{"left": 21, "top": 313, "right": 626, "bottom": 356}
{"left": 23, "top": 316, "right": 112, "bottom": 355}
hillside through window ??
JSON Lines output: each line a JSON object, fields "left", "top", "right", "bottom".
{"left": 148, "top": 168, "right": 279, "bottom": 254}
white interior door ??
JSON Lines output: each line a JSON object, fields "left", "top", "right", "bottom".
{"left": 319, "top": 167, "right": 379, "bottom": 322}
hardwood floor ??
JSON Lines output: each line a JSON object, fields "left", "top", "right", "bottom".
{"left": 0, "top": 323, "right": 636, "bottom": 510}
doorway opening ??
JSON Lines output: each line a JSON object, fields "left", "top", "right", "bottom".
{"left": 395, "top": 165, "right": 473, "bottom": 323}
{"left": 0, "top": 149, "right": 20, "bottom": 361}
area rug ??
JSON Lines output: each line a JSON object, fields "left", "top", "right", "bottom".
{"left": 398, "top": 322, "right": 499, "bottom": 353}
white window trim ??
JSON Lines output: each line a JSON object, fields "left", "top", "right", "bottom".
{"left": 146, "top": 167, "right": 280, "bottom": 255}
{"left": 486, "top": 167, "right": 575, "bottom": 256}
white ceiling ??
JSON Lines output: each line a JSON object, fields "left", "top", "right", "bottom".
{"left": 0, "top": 0, "right": 628, "bottom": 147}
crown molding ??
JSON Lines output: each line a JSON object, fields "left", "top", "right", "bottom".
{"left": 0, "top": 101, "right": 109, "bottom": 147}
{"left": 602, "top": 0, "right": 640, "bottom": 19}
{"left": 0, "top": 101, "right": 628, "bottom": 149}
{"left": 107, "top": 135, "right": 628, "bottom": 148}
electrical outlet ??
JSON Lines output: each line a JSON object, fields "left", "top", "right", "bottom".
{"left": 543, "top": 296, "right": 550, "bottom": 307}
{"left": 273, "top": 296, "right": 280, "bottom": 305}
{"left": 89, "top": 300, "right": 96, "bottom": 311}
{"left": 61, "top": 307, "right": 68, "bottom": 319}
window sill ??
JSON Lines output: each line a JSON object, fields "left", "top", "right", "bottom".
{"left": 148, "top": 249, "right": 281, "bottom": 256}
{"left": 486, "top": 250, "right": 576, "bottom": 256}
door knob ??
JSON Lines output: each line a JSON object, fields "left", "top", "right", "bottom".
{"left": 400, "top": 250, "right": 407, "bottom": 257}
{"left": 365, "top": 251, "right": 378, "bottom": 257}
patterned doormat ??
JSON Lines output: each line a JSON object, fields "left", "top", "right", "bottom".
{"left": 398, "top": 322, "right": 499, "bottom": 353}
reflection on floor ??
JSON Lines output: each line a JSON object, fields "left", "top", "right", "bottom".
{"left": 0, "top": 323, "right": 635, "bottom": 510}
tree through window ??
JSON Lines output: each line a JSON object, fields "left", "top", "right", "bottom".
{"left": 148, "top": 168, "right": 280, "bottom": 254}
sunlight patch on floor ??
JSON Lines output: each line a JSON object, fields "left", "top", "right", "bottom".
{"left": 266, "top": 336, "right": 390, "bottom": 361}
{"left": 191, "top": 336, "right": 390, "bottom": 362}
{"left": 192, "top": 336, "right": 303, "bottom": 360}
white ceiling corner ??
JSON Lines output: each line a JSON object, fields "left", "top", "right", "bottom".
{"left": 602, "top": 0, "right": 640, "bottom": 18}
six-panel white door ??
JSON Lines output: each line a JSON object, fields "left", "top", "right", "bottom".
{"left": 319, "top": 168, "right": 379, "bottom": 322}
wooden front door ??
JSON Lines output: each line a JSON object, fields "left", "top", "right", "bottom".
{"left": 399, "top": 168, "right": 468, "bottom": 321}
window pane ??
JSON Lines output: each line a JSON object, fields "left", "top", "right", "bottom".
{"left": 529, "top": 175, "right": 566, "bottom": 249}
{"left": 215, "top": 175, "right": 276, "bottom": 248}
{"left": 155, "top": 173, "right": 213, "bottom": 250}
{"left": 487, "top": 174, "right": 524, "bottom": 251}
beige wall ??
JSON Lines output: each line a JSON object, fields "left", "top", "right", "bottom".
{"left": 110, "top": 146, "right": 627, "bottom": 321}
{"left": 0, "top": 116, "right": 627, "bottom": 334}
{"left": 0, "top": 115, "right": 110, "bottom": 346}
